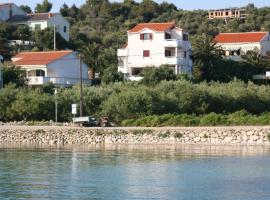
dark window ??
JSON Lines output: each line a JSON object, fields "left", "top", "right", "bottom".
{"left": 183, "top": 33, "right": 189, "bottom": 41}
{"left": 165, "top": 32, "right": 171, "bottom": 39}
{"left": 226, "top": 12, "right": 229, "bottom": 15}
{"left": 165, "top": 50, "right": 172, "bottom": 57}
{"left": 34, "top": 24, "right": 41, "bottom": 30}
{"left": 64, "top": 26, "right": 67, "bottom": 33}
{"left": 140, "top": 33, "right": 153, "bottom": 40}
{"left": 36, "top": 70, "right": 45, "bottom": 77}
{"left": 143, "top": 50, "right": 150, "bottom": 57}
{"left": 184, "top": 51, "right": 187, "bottom": 58}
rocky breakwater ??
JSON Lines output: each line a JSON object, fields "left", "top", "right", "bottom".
{"left": 0, "top": 126, "right": 270, "bottom": 145}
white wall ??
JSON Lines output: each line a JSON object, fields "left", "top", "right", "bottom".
{"left": 0, "top": 4, "right": 25, "bottom": 21}
{"left": 121, "top": 27, "right": 192, "bottom": 75}
{"left": 28, "top": 21, "right": 48, "bottom": 30}
{"left": 47, "top": 53, "right": 88, "bottom": 80}
{"left": 48, "top": 14, "right": 70, "bottom": 41}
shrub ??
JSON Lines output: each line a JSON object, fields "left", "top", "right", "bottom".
{"left": 174, "top": 132, "right": 183, "bottom": 139}
{"left": 267, "top": 134, "right": 270, "bottom": 142}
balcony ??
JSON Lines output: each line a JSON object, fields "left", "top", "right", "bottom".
{"left": 117, "top": 48, "right": 128, "bottom": 57}
{"left": 28, "top": 76, "right": 91, "bottom": 86}
{"left": 164, "top": 39, "right": 182, "bottom": 47}
{"left": 163, "top": 57, "right": 184, "bottom": 65}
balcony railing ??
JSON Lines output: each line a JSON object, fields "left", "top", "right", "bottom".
{"left": 164, "top": 39, "right": 183, "bottom": 47}
{"left": 117, "top": 48, "right": 128, "bottom": 57}
{"left": 163, "top": 57, "right": 184, "bottom": 65}
{"left": 28, "top": 76, "right": 91, "bottom": 86}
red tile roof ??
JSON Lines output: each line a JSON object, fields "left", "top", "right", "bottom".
{"left": 128, "top": 22, "right": 176, "bottom": 33}
{"left": 13, "top": 50, "right": 73, "bottom": 66}
{"left": 214, "top": 32, "right": 268, "bottom": 43}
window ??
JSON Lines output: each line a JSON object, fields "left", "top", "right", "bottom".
{"left": 143, "top": 50, "right": 150, "bottom": 57}
{"left": 140, "top": 33, "right": 153, "bottom": 40}
{"left": 36, "top": 70, "right": 45, "bottom": 77}
{"left": 34, "top": 24, "right": 41, "bottom": 30}
{"left": 165, "top": 32, "right": 171, "bottom": 39}
{"left": 183, "top": 33, "right": 189, "bottom": 41}
{"left": 64, "top": 26, "right": 67, "bottom": 33}
{"left": 184, "top": 51, "right": 187, "bottom": 58}
{"left": 165, "top": 50, "right": 172, "bottom": 57}
{"left": 226, "top": 11, "right": 229, "bottom": 16}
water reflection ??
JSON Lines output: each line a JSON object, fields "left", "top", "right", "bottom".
{"left": 0, "top": 144, "right": 270, "bottom": 200}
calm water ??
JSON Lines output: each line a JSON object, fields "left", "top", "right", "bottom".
{"left": 0, "top": 145, "right": 270, "bottom": 200}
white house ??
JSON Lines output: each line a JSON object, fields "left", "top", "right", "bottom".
{"left": 8, "top": 13, "right": 70, "bottom": 41}
{"left": 0, "top": 3, "right": 25, "bottom": 21}
{"left": 0, "top": 3, "right": 70, "bottom": 41}
{"left": 12, "top": 50, "right": 90, "bottom": 86}
{"left": 117, "top": 22, "right": 193, "bottom": 78}
{"left": 213, "top": 32, "right": 270, "bottom": 61}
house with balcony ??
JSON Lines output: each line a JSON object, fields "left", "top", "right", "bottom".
{"left": 12, "top": 50, "right": 90, "bottom": 86}
{"left": 0, "top": 3, "right": 70, "bottom": 41}
{"left": 117, "top": 22, "right": 192, "bottom": 78}
{"left": 213, "top": 32, "right": 270, "bottom": 61}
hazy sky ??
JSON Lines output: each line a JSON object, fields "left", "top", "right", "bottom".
{"left": 4, "top": 0, "right": 270, "bottom": 12}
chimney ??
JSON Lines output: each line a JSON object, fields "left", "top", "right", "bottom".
{"left": 48, "top": 13, "right": 53, "bottom": 18}
{"left": 9, "top": 4, "right": 13, "bottom": 18}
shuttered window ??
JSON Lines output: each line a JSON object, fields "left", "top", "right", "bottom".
{"left": 140, "top": 33, "right": 153, "bottom": 40}
{"left": 143, "top": 50, "right": 150, "bottom": 57}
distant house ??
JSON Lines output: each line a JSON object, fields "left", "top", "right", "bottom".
{"left": 0, "top": 3, "right": 25, "bottom": 21}
{"left": 208, "top": 8, "right": 247, "bottom": 20}
{"left": 0, "top": 3, "right": 70, "bottom": 41}
{"left": 12, "top": 50, "right": 90, "bottom": 86}
{"left": 213, "top": 32, "right": 270, "bottom": 61}
{"left": 117, "top": 22, "right": 193, "bottom": 79}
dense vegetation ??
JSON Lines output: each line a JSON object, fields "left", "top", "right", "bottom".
{"left": 1, "top": 80, "right": 270, "bottom": 124}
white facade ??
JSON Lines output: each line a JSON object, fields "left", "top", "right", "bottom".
{"left": 0, "top": 3, "right": 25, "bottom": 21}
{"left": 12, "top": 51, "right": 89, "bottom": 86}
{"left": 12, "top": 14, "right": 70, "bottom": 41}
{"left": 118, "top": 24, "right": 192, "bottom": 77}
{"left": 215, "top": 32, "right": 270, "bottom": 61}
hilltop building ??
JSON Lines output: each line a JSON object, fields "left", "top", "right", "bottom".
{"left": 208, "top": 8, "right": 247, "bottom": 20}
{"left": 12, "top": 51, "right": 90, "bottom": 86}
{"left": 0, "top": 3, "right": 69, "bottom": 41}
{"left": 117, "top": 22, "right": 192, "bottom": 79}
{"left": 213, "top": 32, "right": 270, "bottom": 61}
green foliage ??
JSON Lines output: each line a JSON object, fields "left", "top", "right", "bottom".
{"left": 35, "top": 0, "right": 52, "bottom": 13}
{"left": 174, "top": 132, "right": 183, "bottom": 139}
{"left": 20, "top": 5, "right": 32, "bottom": 14}
{"left": 101, "top": 66, "right": 124, "bottom": 84}
{"left": 267, "top": 134, "right": 270, "bottom": 142}
{"left": 140, "top": 65, "right": 176, "bottom": 85}
{"left": 158, "top": 131, "right": 171, "bottom": 138}
{"left": 2, "top": 63, "right": 27, "bottom": 87}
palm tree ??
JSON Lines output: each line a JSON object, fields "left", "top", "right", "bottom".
{"left": 242, "top": 50, "right": 270, "bottom": 70}
{"left": 192, "top": 34, "right": 223, "bottom": 81}
{"left": 79, "top": 43, "right": 102, "bottom": 80}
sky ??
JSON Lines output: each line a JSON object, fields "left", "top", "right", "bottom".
{"left": 2, "top": 0, "right": 270, "bottom": 12}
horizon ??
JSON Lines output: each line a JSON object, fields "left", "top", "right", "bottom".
{"left": 2, "top": 0, "right": 269, "bottom": 13}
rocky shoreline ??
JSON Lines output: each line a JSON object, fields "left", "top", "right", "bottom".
{"left": 0, "top": 126, "right": 270, "bottom": 146}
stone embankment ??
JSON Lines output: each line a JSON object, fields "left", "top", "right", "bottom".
{"left": 0, "top": 126, "right": 270, "bottom": 145}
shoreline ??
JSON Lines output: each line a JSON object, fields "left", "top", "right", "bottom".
{"left": 0, "top": 125, "right": 270, "bottom": 146}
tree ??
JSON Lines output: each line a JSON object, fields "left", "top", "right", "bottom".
{"left": 2, "top": 62, "right": 27, "bottom": 87}
{"left": 192, "top": 34, "right": 223, "bottom": 81}
{"left": 79, "top": 43, "right": 103, "bottom": 79}
{"left": 20, "top": 5, "right": 32, "bottom": 14}
{"left": 242, "top": 50, "right": 270, "bottom": 70}
{"left": 101, "top": 66, "right": 123, "bottom": 84}
{"left": 35, "top": 0, "right": 52, "bottom": 13}
{"left": 140, "top": 65, "right": 176, "bottom": 85}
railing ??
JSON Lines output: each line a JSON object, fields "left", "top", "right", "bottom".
{"left": 117, "top": 48, "right": 128, "bottom": 57}
{"left": 28, "top": 76, "right": 92, "bottom": 85}
{"left": 164, "top": 39, "right": 183, "bottom": 47}
{"left": 163, "top": 57, "right": 184, "bottom": 65}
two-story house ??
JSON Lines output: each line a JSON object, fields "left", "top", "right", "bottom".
{"left": 117, "top": 22, "right": 192, "bottom": 79}
{"left": 0, "top": 3, "right": 70, "bottom": 41}
{"left": 213, "top": 32, "right": 270, "bottom": 61}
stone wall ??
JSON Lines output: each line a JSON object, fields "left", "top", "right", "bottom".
{"left": 0, "top": 126, "right": 270, "bottom": 145}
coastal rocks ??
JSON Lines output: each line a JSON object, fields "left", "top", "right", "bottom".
{"left": 0, "top": 126, "right": 270, "bottom": 145}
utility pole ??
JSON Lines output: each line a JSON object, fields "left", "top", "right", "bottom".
{"left": 79, "top": 54, "right": 83, "bottom": 117}
{"left": 54, "top": 88, "right": 58, "bottom": 123}
{"left": 54, "top": 24, "right": 56, "bottom": 51}
{"left": 0, "top": 55, "right": 3, "bottom": 89}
